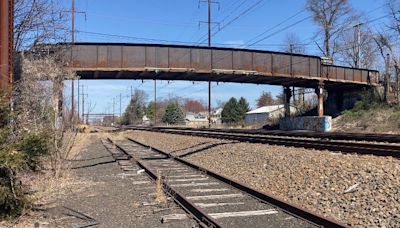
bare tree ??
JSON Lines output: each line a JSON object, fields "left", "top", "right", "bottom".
{"left": 337, "top": 24, "right": 377, "bottom": 68}
{"left": 306, "top": 0, "right": 355, "bottom": 59}
{"left": 281, "top": 33, "right": 306, "bottom": 108}
{"left": 373, "top": 1, "right": 400, "bottom": 102}
{"left": 282, "top": 33, "right": 305, "bottom": 54}
{"left": 15, "top": 50, "right": 76, "bottom": 175}
{"left": 14, "top": 0, "right": 68, "bottom": 51}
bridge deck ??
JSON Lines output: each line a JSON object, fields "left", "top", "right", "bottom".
{"left": 59, "top": 43, "right": 379, "bottom": 90}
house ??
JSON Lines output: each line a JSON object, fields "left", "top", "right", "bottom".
{"left": 210, "top": 107, "right": 223, "bottom": 125}
{"left": 185, "top": 112, "right": 208, "bottom": 127}
{"left": 245, "top": 105, "right": 298, "bottom": 125}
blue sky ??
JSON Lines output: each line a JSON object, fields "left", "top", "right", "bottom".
{"left": 61, "top": 0, "right": 386, "bottom": 115}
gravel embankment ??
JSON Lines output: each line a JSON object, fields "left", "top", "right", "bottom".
{"left": 127, "top": 130, "right": 400, "bottom": 227}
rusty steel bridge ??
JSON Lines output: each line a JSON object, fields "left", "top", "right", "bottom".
{"left": 64, "top": 43, "right": 378, "bottom": 90}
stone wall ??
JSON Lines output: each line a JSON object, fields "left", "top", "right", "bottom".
{"left": 279, "top": 116, "right": 332, "bottom": 132}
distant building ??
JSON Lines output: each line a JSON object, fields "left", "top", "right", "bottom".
{"left": 185, "top": 108, "right": 223, "bottom": 127}
{"left": 185, "top": 112, "right": 208, "bottom": 127}
{"left": 245, "top": 105, "right": 298, "bottom": 125}
{"left": 210, "top": 107, "right": 223, "bottom": 125}
{"left": 142, "top": 115, "right": 150, "bottom": 125}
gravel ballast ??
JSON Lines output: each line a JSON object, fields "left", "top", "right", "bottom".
{"left": 126, "top": 130, "right": 400, "bottom": 227}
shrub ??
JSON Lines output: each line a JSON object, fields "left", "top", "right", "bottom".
{"left": 16, "top": 133, "right": 50, "bottom": 171}
{"left": 0, "top": 150, "right": 28, "bottom": 219}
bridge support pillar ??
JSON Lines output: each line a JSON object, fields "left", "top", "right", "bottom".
{"left": 284, "top": 86, "right": 292, "bottom": 117}
{"left": 315, "top": 82, "right": 324, "bottom": 117}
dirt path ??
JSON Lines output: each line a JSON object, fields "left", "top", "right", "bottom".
{"left": 11, "top": 133, "right": 195, "bottom": 228}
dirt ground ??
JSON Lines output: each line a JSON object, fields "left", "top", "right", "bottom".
{"left": 2, "top": 133, "right": 194, "bottom": 228}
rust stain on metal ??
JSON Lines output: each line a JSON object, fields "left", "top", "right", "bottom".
{"left": 60, "top": 43, "right": 379, "bottom": 88}
{"left": 0, "top": 0, "right": 13, "bottom": 92}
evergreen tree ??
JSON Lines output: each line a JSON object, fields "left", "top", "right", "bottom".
{"left": 221, "top": 97, "right": 239, "bottom": 124}
{"left": 145, "top": 101, "right": 155, "bottom": 121}
{"left": 162, "top": 102, "right": 184, "bottom": 124}
{"left": 238, "top": 97, "right": 250, "bottom": 121}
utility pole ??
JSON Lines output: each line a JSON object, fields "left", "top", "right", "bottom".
{"left": 154, "top": 80, "right": 157, "bottom": 126}
{"left": 130, "top": 85, "right": 133, "bottom": 98}
{"left": 207, "top": 0, "right": 212, "bottom": 128}
{"left": 77, "top": 79, "right": 80, "bottom": 122}
{"left": 80, "top": 85, "right": 85, "bottom": 123}
{"left": 289, "top": 44, "right": 295, "bottom": 105}
{"left": 119, "top": 93, "right": 122, "bottom": 119}
{"left": 112, "top": 97, "right": 115, "bottom": 126}
{"left": 354, "top": 23, "right": 363, "bottom": 68}
{"left": 384, "top": 54, "right": 390, "bottom": 103}
{"left": 200, "top": 0, "right": 219, "bottom": 128}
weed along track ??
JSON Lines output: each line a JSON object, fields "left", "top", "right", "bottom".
{"left": 103, "top": 136, "right": 345, "bottom": 228}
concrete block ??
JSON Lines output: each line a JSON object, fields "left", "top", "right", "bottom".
{"left": 279, "top": 116, "right": 332, "bottom": 132}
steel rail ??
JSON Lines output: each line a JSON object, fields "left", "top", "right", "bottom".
{"left": 139, "top": 126, "right": 400, "bottom": 143}
{"left": 125, "top": 137, "right": 346, "bottom": 227}
{"left": 127, "top": 126, "right": 400, "bottom": 158}
{"left": 106, "top": 137, "right": 222, "bottom": 228}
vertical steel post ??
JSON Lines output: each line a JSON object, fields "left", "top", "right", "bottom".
{"left": 119, "top": 93, "right": 122, "bottom": 119}
{"left": 0, "top": 0, "right": 13, "bottom": 93}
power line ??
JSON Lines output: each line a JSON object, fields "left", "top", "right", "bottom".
{"left": 245, "top": 9, "right": 306, "bottom": 45}
{"left": 248, "top": 16, "right": 311, "bottom": 47}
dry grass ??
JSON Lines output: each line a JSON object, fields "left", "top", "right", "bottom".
{"left": 0, "top": 132, "right": 96, "bottom": 228}
{"left": 155, "top": 171, "right": 167, "bottom": 204}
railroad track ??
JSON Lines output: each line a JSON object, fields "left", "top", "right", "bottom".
{"left": 125, "top": 126, "right": 400, "bottom": 158}
{"left": 103, "top": 136, "right": 345, "bottom": 228}
{"left": 132, "top": 126, "right": 400, "bottom": 143}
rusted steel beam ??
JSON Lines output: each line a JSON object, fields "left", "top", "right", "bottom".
{"left": 57, "top": 43, "right": 380, "bottom": 87}
{"left": 0, "top": 0, "right": 13, "bottom": 92}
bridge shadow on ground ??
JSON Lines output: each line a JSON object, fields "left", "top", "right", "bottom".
{"left": 178, "top": 141, "right": 239, "bottom": 158}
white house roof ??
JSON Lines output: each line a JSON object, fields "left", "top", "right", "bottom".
{"left": 246, "top": 105, "right": 285, "bottom": 114}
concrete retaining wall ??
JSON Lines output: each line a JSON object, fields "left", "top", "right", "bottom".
{"left": 279, "top": 116, "right": 332, "bottom": 132}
